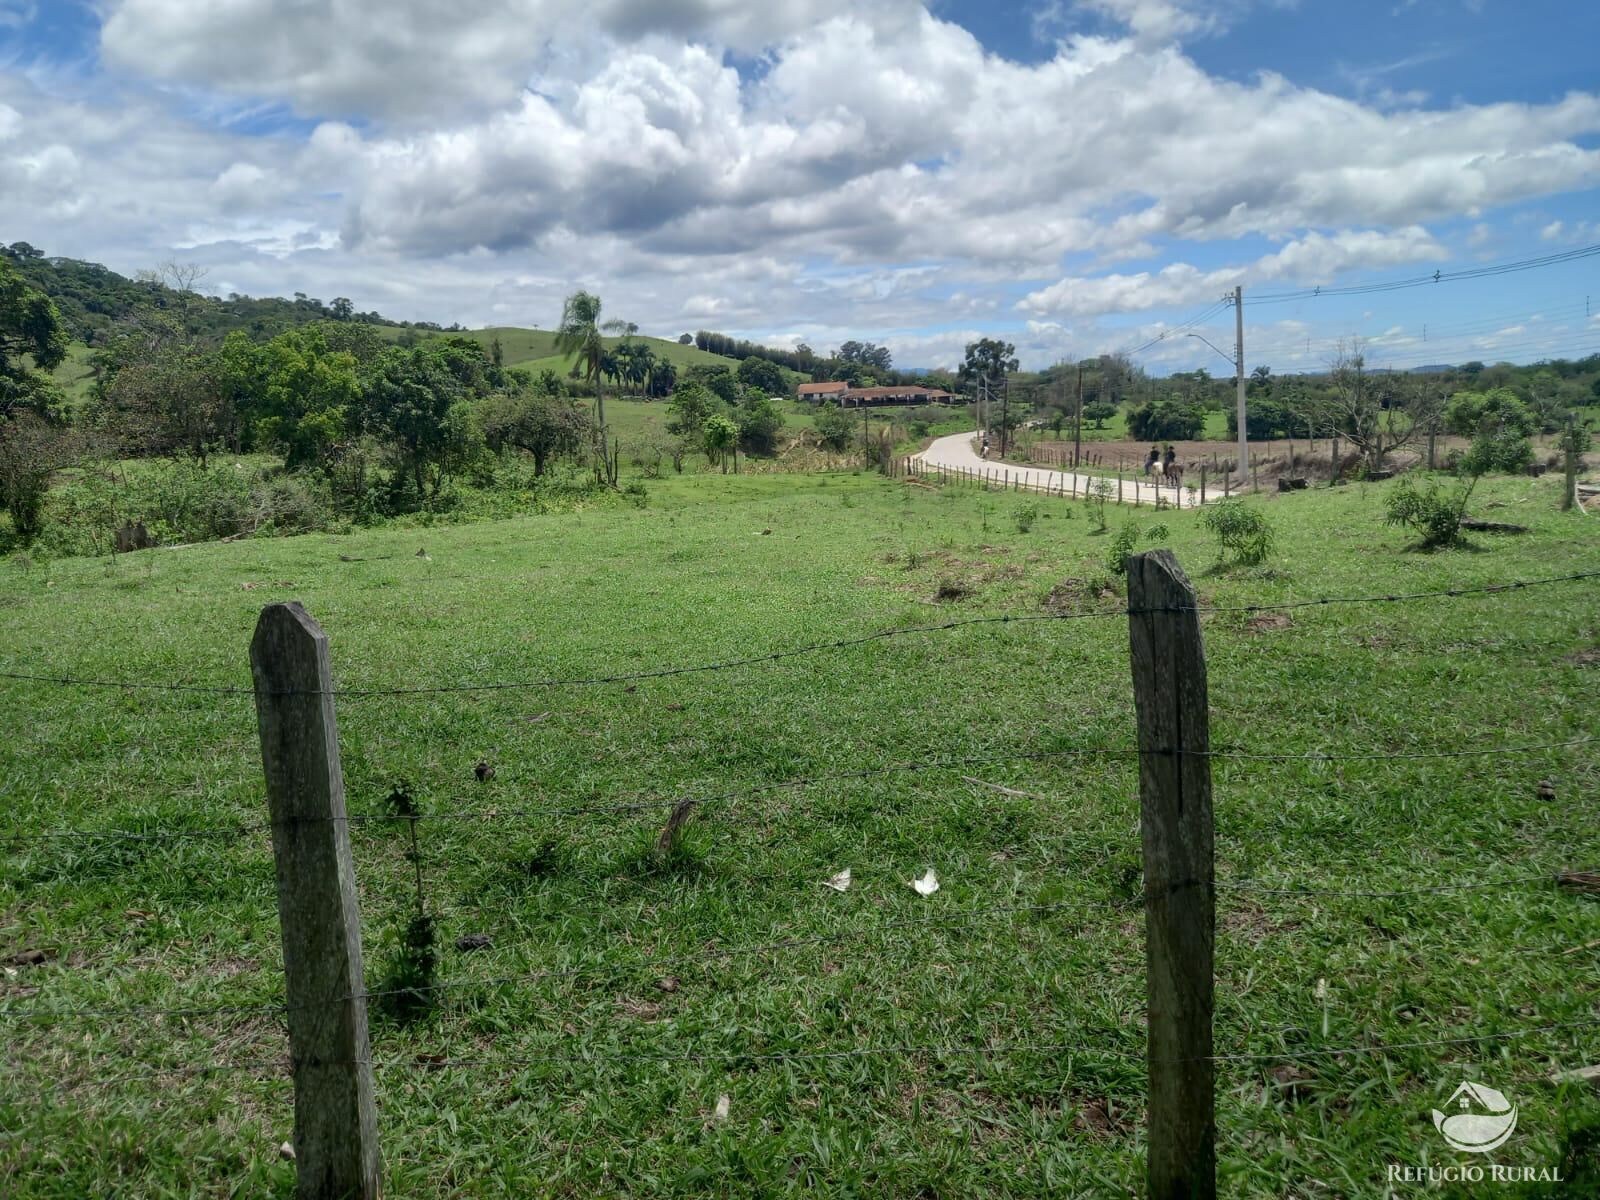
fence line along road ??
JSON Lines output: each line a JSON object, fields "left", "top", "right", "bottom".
{"left": 913, "top": 430, "right": 1205, "bottom": 507}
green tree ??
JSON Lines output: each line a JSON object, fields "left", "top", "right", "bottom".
{"left": 1, "top": 258, "right": 68, "bottom": 420}
{"left": 735, "top": 389, "right": 786, "bottom": 455}
{"left": 703, "top": 412, "right": 738, "bottom": 472}
{"left": 554, "top": 290, "right": 626, "bottom": 484}
{"left": 249, "top": 325, "right": 362, "bottom": 470}
{"left": 683, "top": 363, "right": 740, "bottom": 405}
{"left": 814, "top": 402, "right": 856, "bottom": 451}
{"left": 364, "top": 345, "right": 479, "bottom": 499}
{"left": 1083, "top": 399, "right": 1117, "bottom": 429}
{"left": 737, "top": 355, "right": 788, "bottom": 396}
{"left": 645, "top": 356, "right": 676, "bottom": 398}
{"left": 666, "top": 382, "right": 716, "bottom": 440}
{"left": 480, "top": 386, "right": 592, "bottom": 476}
{"left": 958, "top": 337, "right": 1018, "bottom": 387}
{"left": 1127, "top": 399, "right": 1204, "bottom": 441}
{"left": 1444, "top": 387, "right": 1535, "bottom": 439}
{"left": 0, "top": 413, "right": 78, "bottom": 543}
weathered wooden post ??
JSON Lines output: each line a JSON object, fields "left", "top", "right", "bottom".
{"left": 1199, "top": 466, "right": 1207, "bottom": 505}
{"left": 252, "top": 603, "right": 381, "bottom": 1200}
{"left": 1561, "top": 416, "right": 1578, "bottom": 512}
{"left": 1126, "top": 552, "right": 1215, "bottom": 1200}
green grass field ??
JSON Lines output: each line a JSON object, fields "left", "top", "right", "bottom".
{"left": 47, "top": 341, "right": 98, "bottom": 412}
{"left": 438, "top": 327, "right": 740, "bottom": 377}
{"left": 3, "top": 469, "right": 1599, "bottom": 1196}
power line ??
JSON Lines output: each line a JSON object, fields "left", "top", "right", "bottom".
{"left": 1250, "top": 243, "right": 1600, "bottom": 304}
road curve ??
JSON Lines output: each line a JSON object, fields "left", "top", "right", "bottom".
{"left": 911, "top": 431, "right": 1202, "bottom": 508}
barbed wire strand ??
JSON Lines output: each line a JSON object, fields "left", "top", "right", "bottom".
{"left": 2, "top": 570, "right": 1595, "bottom": 699}
{"left": 13, "top": 861, "right": 1591, "bottom": 1024}
{"left": 1217, "top": 868, "right": 1592, "bottom": 899}
{"left": 0, "top": 896, "right": 1119, "bottom": 1023}
{"left": 20, "top": 1010, "right": 1600, "bottom": 1096}
{"left": 7, "top": 732, "right": 1592, "bottom": 846}
{"left": 372, "top": 1013, "right": 1600, "bottom": 1072}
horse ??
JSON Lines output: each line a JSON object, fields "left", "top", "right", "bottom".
{"left": 1163, "top": 463, "right": 1184, "bottom": 489}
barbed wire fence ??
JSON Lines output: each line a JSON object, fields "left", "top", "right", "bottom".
{"left": 3, "top": 558, "right": 1599, "bottom": 1196}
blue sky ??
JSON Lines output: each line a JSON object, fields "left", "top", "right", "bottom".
{"left": 2, "top": 0, "right": 1597, "bottom": 373}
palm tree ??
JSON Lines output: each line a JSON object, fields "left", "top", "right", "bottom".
{"left": 554, "top": 291, "right": 627, "bottom": 483}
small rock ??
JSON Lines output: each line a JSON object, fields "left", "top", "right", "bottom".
{"left": 455, "top": 934, "right": 493, "bottom": 952}
{"left": 1538, "top": 779, "right": 1556, "bottom": 801}
{"left": 5, "top": 949, "right": 48, "bottom": 967}
{"left": 278, "top": 1142, "right": 295, "bottom": 1162}
{"left": 474, "top": 760, "right": 495, "bottom": 783}
{"left": 654, "top": 976, "right": 680, "bottom": 993}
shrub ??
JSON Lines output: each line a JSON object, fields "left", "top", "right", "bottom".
{"left": 0, "top": 415, "right": 79, "bottom": 546}
{"left": 1014, "top": 501, "right": 1039, "bottom": 533}
{"left": 814, "top": 402, "right": 856, "bottom": 452}
{"left": 1146, "top": 524, "right": 1169, "bottom": 543}
{"left": 1107, "top": 521, "right": 1141, "bottom": 574}
{"left": 1384, "top": 477, "right": 1476, "bottom": 549}
{"left": 1200, "top": 499, "right": 1274, "bottom": 566}
{"left": 1461, "top": 429, "right": 1533, "bottom": 475}
{"left": 1083, "top": 477, "right": 1113, "bottom": 532}
{"left": 1126, "top": 399, "right": 1205, "bottom": 441}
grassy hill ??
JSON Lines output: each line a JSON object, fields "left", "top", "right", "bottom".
{"left": 410, "top": 326, "right": 738, "bottom": 376}
{"left": 2, "top": 467, "right": 1597, "bottom": 1195}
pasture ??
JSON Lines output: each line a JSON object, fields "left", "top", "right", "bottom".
{"left": 2, "top": 468, "right": 1599, "bottom": 1196}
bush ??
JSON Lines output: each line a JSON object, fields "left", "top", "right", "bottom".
{"left": 1384, "top": 477, "right": 1475, "bottom": 549}
{"left": 1200, "top": 499, "right": 1274, "bottom": 566}
{"left": 814, "top": 402, "right": 857, "bottom": 452}
{"left": 0, "top": 415, "right": 79, "bottom": 546}
{"left": 1107, "top": 521, "right": 1141, "bottom": 574}
{"left": 1461, "top": 429, "right": 1533, "bottom": 475}
{"left": 1084, "top": 478, "right": 1113, "bottom": 532}
{"left": 1014, "top": 502, "right": 1039, "bottom": 533}
{"left": 1127, "top": 399, "right": 1205, "bottom": 441}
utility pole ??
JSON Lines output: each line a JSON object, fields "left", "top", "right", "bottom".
{"left": 1000, "top": 376, "right": 1010, "bottom": 458}
{"left": 1075, "top": 365, "right": 1084, "bottom": 468}
{"left": 1234, "top": 285, "right": 1248, "bottom": 478}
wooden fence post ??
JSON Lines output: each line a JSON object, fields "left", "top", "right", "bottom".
{"left": 1561, "top": 416, "right": 1578, "bottom": 512}
{"left": 1199, "top": 467, "right": 1207, "bottom": 505}
{"left": 252, "top": 603, "right": 382, "bottom": 1200}
{"left": 1126, "top": 552, "right": 1215, "bottom": 1200}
